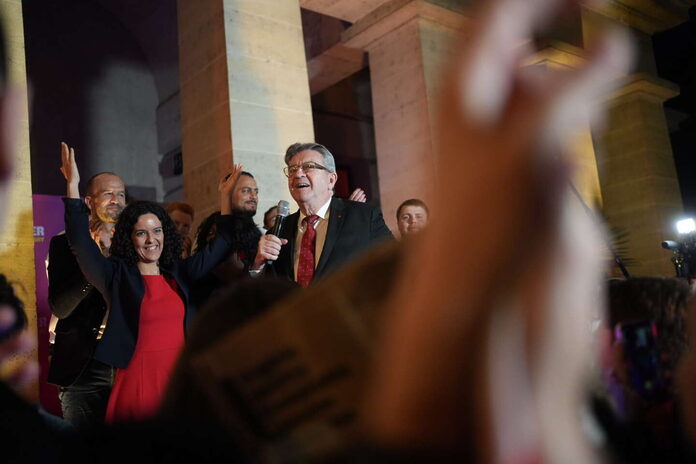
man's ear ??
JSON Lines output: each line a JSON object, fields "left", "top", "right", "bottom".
{"left": 329, "top": 172, "right": 338, "bottom": 190}
{"left": 84, "top": 196, "right": 93, "bottom": 211}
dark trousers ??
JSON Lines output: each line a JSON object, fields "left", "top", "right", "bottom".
{"left": 58, "top": 359, "right": 114, "bottom": 428}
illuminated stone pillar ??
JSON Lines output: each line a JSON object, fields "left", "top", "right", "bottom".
{"left": 0, "top": 0, "right": 37, "bottom": 400}
{"left": 177, "top": 0, "right": 314, "bottom": 225}
{"left": 598, "top": 74, "right": 682, "bottom": 276}
{"left": 343, "top": 0, "right": 465, "bottom": 230}
{"left": 524, "top": 41, "right": 603, "bottom": 208}
{"left": 579, "top": 2, "right": 686, "bottom": 276}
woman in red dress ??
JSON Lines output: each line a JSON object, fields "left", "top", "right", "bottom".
{"left": 104, "top": 272, "right": 186, "bottom": 423}
{"left": 60, "top": 143, "right": 242, "bottom": 423}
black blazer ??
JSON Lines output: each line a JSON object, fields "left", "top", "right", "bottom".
{"left": 47, "top": 233, "right": 108, "bottom": 386}
{"left": 269, "top": 197, "right": 393, "bottom": 283}
{"left": 64, "top": 198, "right": 235, "bottom": 369}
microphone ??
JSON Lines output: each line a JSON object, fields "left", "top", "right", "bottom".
{"left": 662, "top": 240, "right": 680, "bottom": 251}
{"left": 267, "top": 200, "right": 290, "bottom": 266}
{"left": 269, "top": 200, "right": 290, "bottom": 236}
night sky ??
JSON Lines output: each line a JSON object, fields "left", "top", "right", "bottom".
{"left": 654, "top": 8, "right": 696, "bottom": 216}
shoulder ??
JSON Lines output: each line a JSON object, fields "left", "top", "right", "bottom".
{"left": 48, "top": 233, "right": 73, "bottom": 269}
{"left": 62, "top": 197, "right": 88, "bottom": 212}
{"left": 332, "top": 197, "right": 380, "bottom": 216}
{"left": 49, "top": 231, "right": 67, "bottom": 244}
{"left": 49, "top": 232, "right": 70, "bottom": 252}
{"left": 116, "top": 259, "right": 143, "bottom": 282}
{"left": 161, "top": 258, "right": 182, "bottom": 276}
{"left": 229, "top": 214, "right": 260, "bottom": 232}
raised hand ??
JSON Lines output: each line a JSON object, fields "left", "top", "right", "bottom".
{"left": 219, "top": 163, "right": 244, "bottom": 196}
{"left": 219, "top": 163, "right": 244, "bottom": 215}
{"left": 59, "top": 142, "right": 80, "bottom": 199}
{"left": 348, "top": 188, "right": 366, "bottom": 203}
{"left": 363, "top": 0, "right": 632, "bottom": 459}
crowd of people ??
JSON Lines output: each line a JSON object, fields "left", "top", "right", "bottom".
{"left": 3, "top": 0, "right": 696, "bottom": 462}
{"left": 51, "top": 139, "right": 423, "bottom": 428}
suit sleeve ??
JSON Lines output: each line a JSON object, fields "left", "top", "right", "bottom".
{"left": 47, "top": 235, "right": 94, "bottom": 319}
{"left": 63, "top": 198, "right": 116, "bottom": 296}
{"left": 181, "top": 214, "right": 234, "bottom": 281}
{"left": 370, "top": 206, "right": 394, "bottom": 242}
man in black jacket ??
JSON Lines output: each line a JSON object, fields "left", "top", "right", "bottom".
{"left": 252, "top": 143, "right": 392, "bottom": 287}
{"left": 189, "top": 170, "right": 263, "bottom": 309}
{"left": 47, "top": 168, "right": 126, "bottom": 427}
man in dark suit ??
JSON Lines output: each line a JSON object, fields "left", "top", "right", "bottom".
{"left": 252, "top": 142, "right": 392, "bottom": 286}
{"left": 47, "top": 167, "right": 125, "bottom": 427}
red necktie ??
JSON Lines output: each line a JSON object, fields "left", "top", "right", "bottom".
{"left": 297, "top": 215, "right": 319, "bottom": 288}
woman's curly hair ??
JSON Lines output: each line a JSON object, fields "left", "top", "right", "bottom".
{"left": 110, "top": 201, "right": 182, "bottom": 267}
{"left": 194, "top": 211, "right": 220, "bottom": 255}
{"left": 193, "top": 211, "right": 260, "bottom": 268}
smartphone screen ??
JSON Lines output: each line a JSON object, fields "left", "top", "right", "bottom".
{"left": 614, "top": 320, "right": 665, "bottom": 401}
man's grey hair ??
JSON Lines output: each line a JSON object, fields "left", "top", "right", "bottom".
{"left": 284, "top": 143, "right": 336, "bottom": 173}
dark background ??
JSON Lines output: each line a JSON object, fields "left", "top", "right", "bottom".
{"left": 655, "top": 8, "right": 696, "bottom": 216}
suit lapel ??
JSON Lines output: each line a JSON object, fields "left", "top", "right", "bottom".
{"left": 315, "top": 197, "right": 344, "bottom": 277}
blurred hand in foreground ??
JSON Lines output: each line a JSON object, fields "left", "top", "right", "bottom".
{"left": 363, "top": 0, "right": 632, "bottom": 462}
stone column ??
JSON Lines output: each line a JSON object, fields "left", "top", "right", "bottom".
{"left": 177, "top": 0, "right": 314, "bottom": 225}
{"left": 0, "top": 0, "right": 37, "bottom": 400}
{"left": 343, "top": 0, "right": 465, "bottom": 230}
{"left": 579, "top": 4, "right": 686, "bottom": 276}
{"left": 598, "top": 74, "right": 681, "bottom": 276}
{"left": 523, "top": 41, "right": 603, "bottom": 208}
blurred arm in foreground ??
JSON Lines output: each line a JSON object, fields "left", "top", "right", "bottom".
{"left": 361, "top": 0, "right": 632, "bottom": 462}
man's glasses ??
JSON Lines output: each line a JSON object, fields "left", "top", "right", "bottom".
{"left": 283, "top": 162, "right": 329, "bottom": 178}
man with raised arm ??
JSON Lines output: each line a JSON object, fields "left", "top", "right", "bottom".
{"left": 47, "top": 142, "right": 125, "bottom": 428}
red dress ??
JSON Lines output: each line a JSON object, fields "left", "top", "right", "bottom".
{"left": 105, "top": 275, "right": 185, "bottom": 423}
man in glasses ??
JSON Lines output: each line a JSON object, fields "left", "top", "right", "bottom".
{"left": 251, "top": 142, "right": 392, "bottom": 287}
